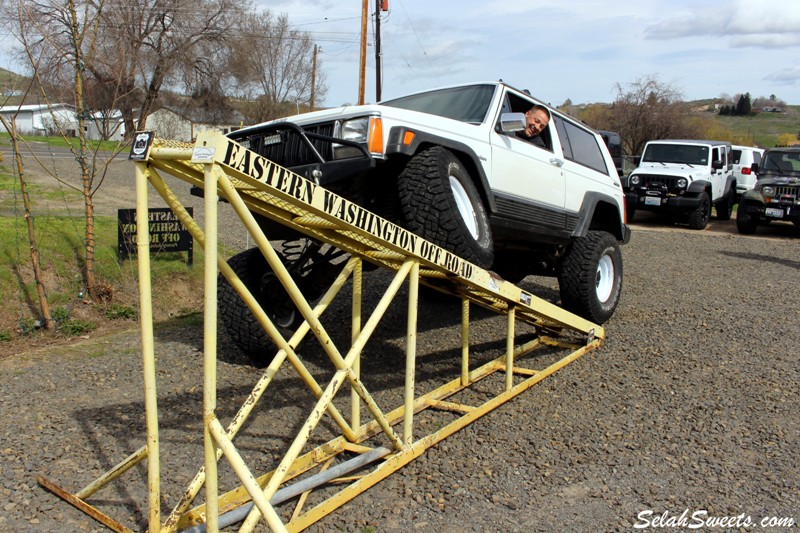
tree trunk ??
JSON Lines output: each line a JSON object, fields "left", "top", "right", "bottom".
{"left": 0, "top": 116, "right": 55, "bottom": 330}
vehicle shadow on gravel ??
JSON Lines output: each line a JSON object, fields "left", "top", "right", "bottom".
{"left": 720, "top": 250, "right": 800, "bottom": 270}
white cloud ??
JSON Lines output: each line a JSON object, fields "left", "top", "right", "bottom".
{"left": 764, "top": 66, "right": 800, "bottom": 84}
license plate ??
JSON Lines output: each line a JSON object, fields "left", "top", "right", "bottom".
{"left": 644, "top": 197, "right": 661, "bottom": 206}
{"left": 765, "top": 207, "right": 784, "bottom": 218}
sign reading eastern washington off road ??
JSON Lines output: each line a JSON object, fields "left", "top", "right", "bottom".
{"left": 214, "top": 138, "right": 476, "bottom": 280}
{"left": 117, "top": 207, "right": 193, "bottom": 266}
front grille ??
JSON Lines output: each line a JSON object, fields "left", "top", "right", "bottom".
{"left": 774, "top": 185, "right": 799, "bottom": 202}
{"left": 246, "top": 123, "right": 335, "bottom": 168}
{"left": 638, "top": 174, "right": 679, "bottom": 189}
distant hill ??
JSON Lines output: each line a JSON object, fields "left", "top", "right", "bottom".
{"left": 0, "top": 67, "right": 30, "bottom": 102}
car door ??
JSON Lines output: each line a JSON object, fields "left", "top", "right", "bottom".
{"left": 489, "top": 93, "right": 566, "bottom": 223}
{"left": 552, "top": 115, "right": 617, "bottom": 213}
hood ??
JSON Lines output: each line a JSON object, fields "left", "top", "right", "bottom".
{"left": 631, "top": 161, "right": 710, "bottom": 178}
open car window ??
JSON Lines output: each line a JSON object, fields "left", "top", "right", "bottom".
{"left": 499, "top": 91, "right": 553, "bottom": 152}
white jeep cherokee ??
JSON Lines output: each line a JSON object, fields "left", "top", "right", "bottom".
{"left": 624, "top": 139, "right": 738, "bottom": 229}
{"left": 220, "top": 81, "right": 630, "bottom": 358}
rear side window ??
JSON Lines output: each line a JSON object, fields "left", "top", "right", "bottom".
{"left": 732, "top": 149, "right": 742, "bottom": 164}
{"left": 753, "top": 151, "right": 762, "bottom": 165}
{"left": 553, "top": 116, "right": 609, "bottom": 175}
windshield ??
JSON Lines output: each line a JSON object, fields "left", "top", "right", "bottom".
{"left": 762, "top": 151, "right": 800, "bottom": 173}
{"left": 381, "top": 84, "right": 496, "bottom": 124}
{"left": 642, "top": 144, "right": 709, "bottom": 165}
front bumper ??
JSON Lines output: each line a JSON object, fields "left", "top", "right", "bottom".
{"left": 740, "top": 201, "right": 799, "bottom": 222}
{"left": 625, "top": 191, "right": 701, "bottom": 212}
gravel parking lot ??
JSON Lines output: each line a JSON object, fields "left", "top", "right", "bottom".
{"left": 1, "top": 217, "right": 798, "bottom": 532}
{"left": 1, "top": 151, "right": 799, "bottom": 532}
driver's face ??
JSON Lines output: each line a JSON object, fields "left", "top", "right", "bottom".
{"left": 524, "top": 109, "right": 550, "bottom": 137}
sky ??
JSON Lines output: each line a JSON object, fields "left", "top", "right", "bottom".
{"left": 258, "top": 0, "right": 800, "bottom": 107}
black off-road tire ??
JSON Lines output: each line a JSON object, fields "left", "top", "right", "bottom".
{"left": 715, "top": 188, "right": 734, "bottom": 221}
{"left": 688, "top": 192, "right": 711, "bottom": 230}
{"left": 736, "top": 202, "right": 759, "bottom": 234}
{"left": 218, "top": 248, "right": 299, "bottom": 363}
{"left": 398, "top": 146, "right": 494, "bottom": 268}
{"left": 557, "top": 231, "right": 623, "bottom": 324}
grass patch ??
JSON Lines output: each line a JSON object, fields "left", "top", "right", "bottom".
{"left": 710, "top": 107, "right": 800, "bottom": 148}
{"left": 0, "top": 132, "right": 126, "bottom": 153}
{"left": 0, "top": 207, "right": 204, "bottom": 340}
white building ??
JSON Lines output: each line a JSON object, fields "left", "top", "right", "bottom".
{"left": 0, "top": 103, "right": 78, "bottom": 136}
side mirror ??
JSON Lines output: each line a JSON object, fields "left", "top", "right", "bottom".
{"left": 499, "top": 112, "right": 526, "bottom": 134}
{"left": 633, "top": 155, "right": 641, "bottom": 166}
{"left": 751, "top": 162, "right": 759, "bottom": 177}
{"left": 711, "top": 159, "right": 723, "bottom": 170}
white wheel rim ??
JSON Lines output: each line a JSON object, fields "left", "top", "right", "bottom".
{"left": 595, "top": 254, "right": 615, "bottom": 303}
{"left": 449, "top": 175, "right": 480, "bottom": 239}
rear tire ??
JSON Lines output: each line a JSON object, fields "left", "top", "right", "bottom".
{"left": 218, "top": 241, "right": 346, "bottom": 364}
{"left": 398, "top": 146, "right": 494, "bottom": 268}
{"left": 218, "top": 248, "right": 297, "bottom": 363}
{"left": 715, "top": 188, "right": 734, "bottom": 221}
{"left": 557, "top": 231, "right": 623, "bottom": 324}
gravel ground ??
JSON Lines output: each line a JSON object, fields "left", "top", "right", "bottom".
{"left": 1, "top": 224, "right": 798, "bottom": 533}
{"left": 1, "top": 153, "right": 799, "bottom": 532}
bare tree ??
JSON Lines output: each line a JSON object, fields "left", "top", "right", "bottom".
{"left": 88, "top": 0, "right": 248, "bottom": 137}
{"left": 603, "top": 75, "right": 701, "bottom": 158}
{"left": 3, "top": 0, "right": 114, "bottom": 298}
{"left": 232, "top": 11, "right": 327, "bottom": 122}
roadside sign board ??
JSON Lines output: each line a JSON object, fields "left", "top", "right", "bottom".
{"left": 117, "top": 207, "right": 193, "bottom": 266}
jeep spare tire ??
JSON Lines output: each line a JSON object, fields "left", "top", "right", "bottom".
{"left": 398, "top": 146, "right": 494, "bottom": 268}
{"left": 557, "top": 231, "right": 623, "bottom": 324}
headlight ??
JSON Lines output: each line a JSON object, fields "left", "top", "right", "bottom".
{"left": 762, "top": 186, "right": 775, "bottom": 196}
{"left": 629, "top": 175, "right": 640, "bottom": 186}
{"left": 677, "top": 178, "right": 688, "bottom": 189}
{"left": 339, "top": 117, "right": 370, "bottom": 143}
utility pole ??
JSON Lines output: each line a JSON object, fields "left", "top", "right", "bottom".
{"left": 358, "top": 0, "right": 368, "bottom": 105}
{"left": 375, "top": 0, "right": 382, "bottom": 101}
{"left": 310, "top": 44, "right": 318, "bottom": 110}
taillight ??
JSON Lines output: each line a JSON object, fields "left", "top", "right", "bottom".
{"left": 742, "top": 167, "right": 751, "bottom": 175}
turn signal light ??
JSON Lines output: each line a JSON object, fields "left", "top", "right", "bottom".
{"left": 368, "top": 117, "right": 383, "bottom": 154}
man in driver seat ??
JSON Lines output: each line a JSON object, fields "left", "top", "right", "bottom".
{"left": 516, "top": 104, "right": 551, "bottom": 148}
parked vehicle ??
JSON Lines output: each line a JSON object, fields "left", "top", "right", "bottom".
{"left": 736, "top": 147, "right": 800, "bottom": 234}
{"left": 218, "top": 81, "right": 631, "bottom": 358}
{"left": 624, "top": 139, "right": 736, "bottom": 230}
{"left": 731, "top": 144, "right": 764, "bottom": 196}
{"left": 597, "top": 130, "right": 624, "bottom": 177}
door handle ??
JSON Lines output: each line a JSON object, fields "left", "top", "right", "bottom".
{"left": 550, "top": 158, "right": 564, "bottom": 167}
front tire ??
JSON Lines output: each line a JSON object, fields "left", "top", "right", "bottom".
{"left": 557, "top": 231, "right": 623, "bottom": 324}
{"left": 736, "top": 202, "right": 759, "bottom": 234}
{"left": 688, "top": 192, "right": 711, "bottom": 230}
{"left": 398, "top": 146, "right": 494, "bottom": 268}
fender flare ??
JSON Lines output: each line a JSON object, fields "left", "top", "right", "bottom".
{"left": 686, "top": 179, "right": 712, "bottom": 196}
{"left": 723, "top": 176, "right": 737, "bottom": 197}
{"left": 385, "top": 127, "right": 496, "bottom": 213}
{"left": 572, "top": 191, "right": 629, "bottom": 243}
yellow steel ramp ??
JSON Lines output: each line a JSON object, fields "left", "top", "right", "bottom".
{"left": 40, "top": 131, "right": 605, "bottom": 533}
